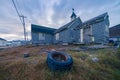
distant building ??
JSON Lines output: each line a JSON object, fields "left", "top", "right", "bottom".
{"left": 0, "top": 38, "right": 7, "bottom": 46}
{"left": 109, "top": 24, "right": 120, "bottom": 42}
{"left": 31, "top": 9, "right": 110, "bottom": 44}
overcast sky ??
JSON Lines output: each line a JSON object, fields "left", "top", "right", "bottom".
{"left": 0, "top": 0, "right": 120, "bottom": 41}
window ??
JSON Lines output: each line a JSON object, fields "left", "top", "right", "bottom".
{"left": 39, "top": 33, "right": 45, "bottom": 40}
{"left": 80, "top": 29, "right": 83, "bottom": 42}
{"left": 105, "top": 25, "right": 109, "bottom": 32}
{"left": 55, "top": 33, "right": 59, "bottom": 40}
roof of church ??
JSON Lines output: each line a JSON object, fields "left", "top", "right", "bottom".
{"left": 31, "top": 12, "right": 109, "bottom": 35}
{"left": 55, "top": 17, "right": 81, "bottom": 33}
{"left": 83, "top": 12, "right": 108, "bottom": 26}
{"left": 31, "top": 24, "right": 56, "bottom": 35}
{"left": 109, "top": 24, "right": 120, "bottom": 38}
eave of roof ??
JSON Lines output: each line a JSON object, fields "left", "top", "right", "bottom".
{"left": 31, "top": 24, "right": 56, "bottom": 34}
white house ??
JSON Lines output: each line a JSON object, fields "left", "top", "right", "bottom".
{"left": 0, "top": 38, "right": 7, "bottom": 46}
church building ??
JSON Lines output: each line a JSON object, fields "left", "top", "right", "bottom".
{"left": 31, "top": 9, "right": 110, "bottom": 44}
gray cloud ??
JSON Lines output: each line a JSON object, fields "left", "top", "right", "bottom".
{"left": 0, "top": 0, "right": 120, "bottom": 40}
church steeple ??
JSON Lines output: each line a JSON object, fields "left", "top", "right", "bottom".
{"left": 70, "top": 8, "right": 77, "bottom": 21}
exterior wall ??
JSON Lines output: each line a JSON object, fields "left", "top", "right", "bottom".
{"left": 92, "top": 22, "right": 105, "bottom": 43}
{"left": 45, "top": 34, "right": 54, "bottom": 44}
{"left": 55, "top": 18, "right": 81, "bottom": 44}
{"left": 31, "top": 32, "right": 54, "bottom": 44}
{"left": 68, "top": 28, "right": 80, "bottom": 43}
{"left": 55, "top": 29, "right": 69, "bottom": 44}
{"left": 31, "top": 32, "right": 39, "bottom": 44}
{"left": 69, "top": 19, "right": 81, "bottom": 43}
{"left": 83, "top": 27, "right": 92, "bottom": 42}
{"left": 92, "top": 18, "right": 109, "bottom": 43}
{"left": 103, "top": 17, "right": 109, "bottom": 42}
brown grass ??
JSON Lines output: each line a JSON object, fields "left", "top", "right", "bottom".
{"left": 0, "top": 45, "right": 120, "bottom": 80}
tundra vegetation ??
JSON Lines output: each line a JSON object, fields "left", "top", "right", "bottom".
{"left": 0, "top": 45, "right": 120, "bottom": 80}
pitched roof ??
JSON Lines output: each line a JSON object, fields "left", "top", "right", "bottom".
{"left": 55, "top": 17, "right": 82, "bottom": 33}
{"left": 31, "top": 24, "right": 56, "bottom": 34}
{"left": 109, "top": 24, "right": 120, "bottom": 37}
{"left": 83, "top": 12, "right": 108, "bottom": 26}
{"left": 0, "top": 38, "right": 6, "bottom": 41}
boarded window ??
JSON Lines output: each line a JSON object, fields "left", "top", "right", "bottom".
{"left": 39, "top": 33, "right": 45, "bottom": 40}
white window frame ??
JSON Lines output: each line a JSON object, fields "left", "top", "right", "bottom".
{"left": 80, "top": 28, "right": 83, "bottom": 43}
{"left": 105, "top": 25, "right": 109, "bottom": 32}
{"left": 55, "top": 33, "right": 59, "bottom": 40}
{"left": 39, "top": 33, "right": 45, "bottom": 40}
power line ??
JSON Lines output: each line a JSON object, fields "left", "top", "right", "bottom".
{"left": 15, "top": 0, "right": 23, "bottom": 15}
{"left": 12, "top": 0, "right": 27, "bottom": 43}
{"left": 12, "top": 0, "right": 22, "bottom": 23}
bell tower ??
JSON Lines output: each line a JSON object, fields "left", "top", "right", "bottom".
{"left": 70, "top": 8, "right": 77, "bottom": 21}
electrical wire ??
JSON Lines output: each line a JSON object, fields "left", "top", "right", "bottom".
{"left": 12, "top": 0, "right": 27, "bottom": 42}
{"left": 12, "top": 0, "right": 22, "bottom": 23}
{"left": 15, "top": 0, "right": 23, "bottom": 15}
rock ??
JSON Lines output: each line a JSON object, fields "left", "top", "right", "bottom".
{"left": 51, "top": 49, "right": 56, "bottom": 51}
{"left": 91, "top": 57, "right": 99, "bottom": 62}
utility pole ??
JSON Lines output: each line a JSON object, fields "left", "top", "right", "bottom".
{"left": 20, "top": 15, "right": 27, "bottom": 43}
{"left": 12, "top": 0, "right": 27, "bottom": 44}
